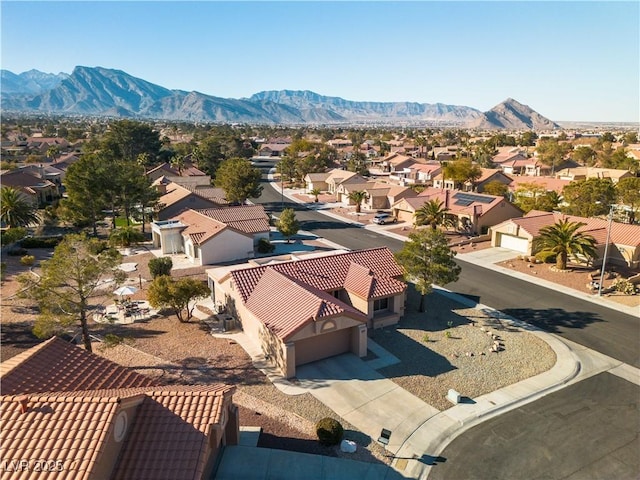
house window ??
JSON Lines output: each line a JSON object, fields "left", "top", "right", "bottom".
{"left": 373, "top": 297, "right": 389, "bottom": 312}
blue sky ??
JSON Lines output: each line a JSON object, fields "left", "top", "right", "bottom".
{"left": 1, "top": 1, "right": 638, "bottom": 122}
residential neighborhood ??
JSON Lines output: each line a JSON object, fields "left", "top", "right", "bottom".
{"left": 1, "top": 117, "right": 639, "bottom": 480}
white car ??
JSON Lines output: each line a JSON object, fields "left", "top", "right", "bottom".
{"left": 372, "top": 213, "right": 397, "bottom": 225}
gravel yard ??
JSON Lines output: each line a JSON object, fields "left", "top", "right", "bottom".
{"left": 374, "top": 287, "right": 556, "bottom": 411}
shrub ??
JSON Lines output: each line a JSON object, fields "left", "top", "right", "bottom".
{"left": 1, "top": 227, "right": 28, "bottom": 247}
{"left": 612, "top": 278, "right": 638, "bottom": 295}
{"left": 20, "top": 235, "right": 63, "bottom": 248}
{"left": 422, "top": 333, "right": 430, "bottom": 343}
{"left": 257, "top": 238, "right": 275, "bottom": 254}
{"left": 535, "top": 251, "right": 556, "bottom": 264}
{"left": 315, "top": 417, "right": 344, "bottom": 446}
{"left": 109, "top": 227, "right": 145, "bottom": 247}
{"left": 149, "top": 257, "right": 173, "bottom": 278}
{"left": 444, "top": 330, "right": 452, "bottom": 339}
{"left": 20, "top": 255, "right": 36, "bottom": 266}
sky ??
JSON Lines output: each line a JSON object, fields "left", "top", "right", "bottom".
{"left": 1, "top": 1, "right": 638, "bottom": 123}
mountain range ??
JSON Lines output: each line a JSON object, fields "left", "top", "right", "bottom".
{"left": 0, "top": 66, "right": 559, "bottom": 129}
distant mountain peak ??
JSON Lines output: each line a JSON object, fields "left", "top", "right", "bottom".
{"left": 471, "top": 98, "right": 559, "bottom": 130}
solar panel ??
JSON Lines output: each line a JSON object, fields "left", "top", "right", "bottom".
{"left": 453, "top": 192, "right": 494, "bottom": 204}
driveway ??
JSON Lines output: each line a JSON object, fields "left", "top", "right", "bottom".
{"left": 296, "top": 354, "right": 440, "bottom": 453}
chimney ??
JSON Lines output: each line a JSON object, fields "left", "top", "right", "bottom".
{"left": 156, "top": 183, "right": 167, "bottom": 195}
{"left": 17, "top": 395, "right": 29, "bottom": 414}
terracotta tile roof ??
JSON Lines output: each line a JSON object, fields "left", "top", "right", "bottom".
{"left": 343, "top": 261, "right": 407, "bottom": 300}
{"left": 231, "top": 247, "right": 405, "bottom": 303}
{"left": 511, "top": 211, "right": 640, "bottom": 247}
{"left": 305, "top": 172, "right": 330, "bottom": 181}
{"left": 112, "top": 384, "right": 234, "bottom": 480}
{"left": 183, "top": 185, "right": 227, "bottom": 204}
{"left": 244, "top": 269, "right": 367, "bottom": 340}
{"left": 175, "top": 209, "right": 228, "bottom": 245}
{"left": 508, "top": 176, "right": 570, "bottom": 192}
{"left": 0, "top": 384, "right": 234, "bottom": 480}
{"left": 409, "top": 188, "right": 507, "bottom": 216}
{"left": 1, "top": 393, "right": 122, "bottom": 480}
{"left": 197, "top": 205, "right": 269, "bottom": 235}
{"left": 0, "top": 337, "right": 157, "bottom": 396}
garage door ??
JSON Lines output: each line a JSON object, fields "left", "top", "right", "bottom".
{"left": 395, "top": 209, "right": 414, "bottom": 223}
{"left": 498, "top": 233, "right": 529, "bottom": 253}
{"left": 295, "top": 328, "right": 351, "bottom": 366}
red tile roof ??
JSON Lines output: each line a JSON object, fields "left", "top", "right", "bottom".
{"left": 245, "top": 269, "right": 367, "bottom": 340}
{"left": 197, "top": 205, "right": 270, "bottom": 235}
{"left": 231, "top": 247, "right": 405, "bottom": 303}
{"left": 0, "top": 337, "right": 157, "bottom": 396}
{"left": 175, "top": 209, "right": 229, "bottom": 245}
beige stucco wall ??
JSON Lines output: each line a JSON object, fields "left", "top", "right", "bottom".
{"left": 490, "top": 222, "right": 534, "bottom": 254}
{"left": 198, "top": 229, "right": 254, "bottom": 265}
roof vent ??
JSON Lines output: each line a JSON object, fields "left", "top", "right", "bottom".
{"left": 17, "top": 395, "right": 29, "bottom": 414}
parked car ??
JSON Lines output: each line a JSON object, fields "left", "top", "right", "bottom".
{"left": 372, "top": 213, "right": 397, "bottom": 225}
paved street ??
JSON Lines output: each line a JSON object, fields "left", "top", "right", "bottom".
{"left": 428, "top": 372, "right": 640, "bottom": 480}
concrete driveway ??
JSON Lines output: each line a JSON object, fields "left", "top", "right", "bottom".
{"left": 296, "top": 354, "right": 440, "bottom": 454}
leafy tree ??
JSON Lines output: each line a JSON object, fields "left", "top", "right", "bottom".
{"left": 0, "top": 187, "right": 39, "bottom": 228}
{"left": 346, "top": 151, "right": 369, "bottom": 177}
{"left": 276, "top": 155, "right": 297, "bottom": 182}
{"left": 60, "top": 154, "right": 109, "bottom": 235}
{"left": 414, "top": 199, "right": 454, "bottom": 230}
{"left": 442, "top": 159, "right": 482, "bottom": 189}
{"left": 395, "top": 228, "right": 461, "bottom": 312}
{"left": 215, "top": 157, "right": 263, "bottom": 203}
{"left": 518, "top": 131, "right": 538, "bottom": 147}
{"left": 46, "top": 145, "right": 60, "bottom": 161}
{"left": 148, "top": 257, "right": 173, "bottom": 278}
{"left": 616, "top": 177, "right": 640, "bottom": 223}
{"left": 571, "top": 146, "right": 597, "bottom": 166}
{"left": 109, "top": 226, "right": 145, "bottom": 248}
{"left": 147, "top": 276, "right": 209, "bottom": 323}
{"left": 622, "top": 131, "right": 638, "bottom": 145}
{"left": 482, "top": 180, "right": 509, "bottom": 198}
{"left": 277, "top": 208, "right": 300, "bottom": 243}
{"left": 535, "top": 138, "right": 571, "bottom": 174}
{"left": 562, "top": 178, "right": 615, "bottom": 217}
{"left": 347, "top": 190, "right": 368, "bottom": 213}
{"left": 600, "top": 132, "right": 615, "bottom": 143}
{"left": 101, "top": 120, "right": 161, "bottom": 163}
{"left": 0, "top": 227, "right": 28, "bottom": 247}
{"left": 533, "top": 219, "right": 598, "bottom": 270}
{"left": 17, "top": 234, "right": 126, "bottom": 352}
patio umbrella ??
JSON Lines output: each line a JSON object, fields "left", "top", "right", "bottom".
{"left": 113, "top": 286, "right": 138, "bottom": 297}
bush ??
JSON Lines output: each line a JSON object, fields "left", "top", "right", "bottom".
{"left": 0, "top": 227, "right": 28, "bottom": 247}
{"left": 612, "top": 278, "right": 638, "bottom": 295}
{"left": 535, "top": 251, "right": 556, "bottom": 264}
{"left": 315, "top": 417, "right": 344, "bottom": 446}
{"left": 149, "top": 257, "right": 173, "bottom": 278}
{"left": 20, "top": 236, "right": 63, "bottom": 248}
{"left": 257, "top": 238, "right": 275, "bottom": 254}
{"left": 20, "top": 255, "right": 36, "bottom": 266}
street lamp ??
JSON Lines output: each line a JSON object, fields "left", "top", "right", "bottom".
{"left": 597, "top": 206, "right": 614, "bottom": 296}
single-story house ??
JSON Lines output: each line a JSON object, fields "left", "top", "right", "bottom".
{"left": 151, "top": 205, "right": 270, "bottom": 264}
{"left": 0, "top": 169, "right": 60, "bottom": 206}
{"left": 392, "top": 188, "right": 523, "bottom": 234}
{"left": 471, "top": 168, "right": 513, "bottom": 193}
{"left": 304, "top": 172, "right": 331, "bottom": 192}
{"left": 207, "top": 247, "right": 407, "bottom": 378}
{"left": 146, "top": 162, "right": 210, "bottom": 187}
{"left": 361, "top": 184, "right": 413, "bottom": 211}
{"left": 555, "top": 167, "right": 634, "bottom": 184}
{"left": 1, "top": 337, "right": 238, "bottom": 480}
{"left": 491, "top": 210, "right": 640, "bottom": 268}
{"left": 326, "top": 170, "right": 368, "bottom": 198}
{"left": 258, "top": 143, "right": 289, "bottom": 157}
{"left": 155, "top": 180, "right": 227, "bottom": 220}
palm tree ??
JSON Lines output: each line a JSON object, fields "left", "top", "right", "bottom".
{"left": 0, "top": 187, "right": 39, "bottom": 228}
{"left": 533, "top": 219, "right": 598, "bottom": 270}
{"left": 347, "top": 190, "right": 368, "bottom": 213}
{"left": 414, "top": 199, "right": 455, "bottom": 230}
{"left": 310, "top": 188, "right": 321, "bottom": 203}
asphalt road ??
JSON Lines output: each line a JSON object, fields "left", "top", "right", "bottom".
{"left": 428, "top": 372, "right": 640, "bottom": 480}
{"left": 254, "top": 167, "right": 640, "bottom": 368}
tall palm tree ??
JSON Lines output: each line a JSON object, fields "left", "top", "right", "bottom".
{"left": 533, "top": 218, "right": 598, "bottom": 270}
{"left": 0, "top": 187, "right": 39, "bottom": 228}
{"left": 347, "top": 190, "right": 368, "bottom": 213}
{"left": 414, "top": 199, "right": 455, "bottom": 230}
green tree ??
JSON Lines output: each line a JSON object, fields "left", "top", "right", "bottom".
{"left": 562, "top": 178, "right": 616, "bottom": 217}
{"left": 533, "top": 219, "right": 598, "bottom": 270}
{"left": 276, "top": 155, "right": 297, "bottom": 182}
{"left": 414, "top": 199, "right": 454, "bottom": 230}
{"left": 346, "top": 151, "right": 369, "bottom": 176}
{"left": 571, "top": 146, "right": 597, "bottom": 166}
{"left": 395, "top": 229, "right": 461, "bottom": 312}
{"left": 60, "top": 153, "right": 109, "bottom": 235}
{"left": 109, "top": 226, "right": 145, "bottom": 248}
{"left": 518, "top": 131, "right": 538, "bottom": 147}
{"left": 101, "top": 120, "right": 162, "bottom": 163}
{"left": 442, "top": 159, "right": 482, "bottom": 189}
{"left": 535, "top": 138, "right": 571, "bottom": 174}
{"left": 147, "top": 276, "right": 210, "bottom": 323}
{"left": 17, "top": 234, "right": 126, "bottom": 352}
{"left": 215, "top": 157, "right": 263, "bottom": 203}
{"left": 622, "top": 132, "right": 638, "bottom": 145}
{"left": 310, "top": 188, "right": 321, "bottom": 202}
{"left": 616, "top": 177, "right": 640, "bottom": 223}
{"left": 1, "top": 187, "right": 39, "bottom": 228}
{"left": 46, "top": 145, "right": 61, "bottom": 161}
{"left": 148, "top": 257, "right": 173, "bottom": 278}
{"left": 347, "top": 190, "right": 368, "bottom": 213}
{"left": 277, "top": 208, "right": 300, "bottom": 243}
{"left": 482, "top": 180, "right": 509, "bottom": 197}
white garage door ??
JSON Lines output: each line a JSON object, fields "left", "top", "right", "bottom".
{"left": 499, "top": 233, "right": 529, "bottom": 253}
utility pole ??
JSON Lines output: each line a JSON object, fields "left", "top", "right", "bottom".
{"left": 598, "top": 206, "right": 614, "bottom": 296}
